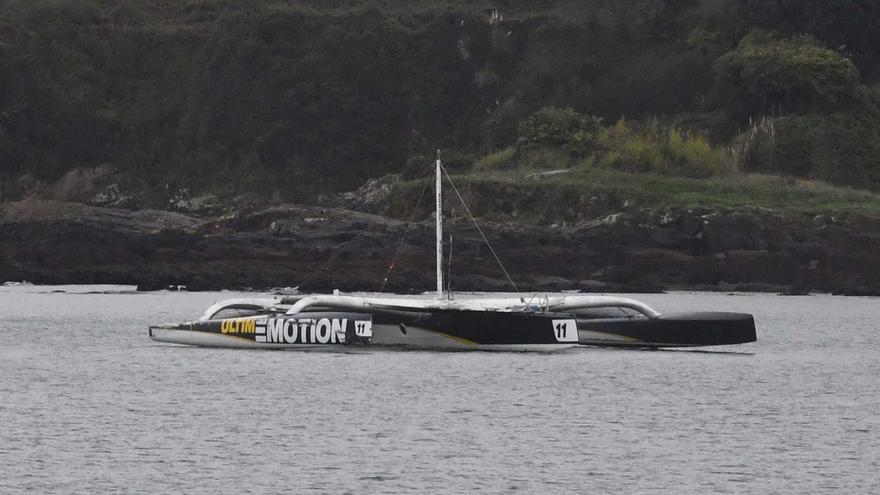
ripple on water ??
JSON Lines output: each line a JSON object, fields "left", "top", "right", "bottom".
{"left": 1, "top": 290, "right": 879, "bottom": 493}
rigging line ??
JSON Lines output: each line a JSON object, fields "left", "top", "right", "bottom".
{"left": 440, "top": 163, "right": 520, "bottom": 293}
{"left": 298, "top": 235, "right": 358, "bottom": 290}
{"left": 378, "top": 168, "right": 433, "bottom": 292}
{"left": 302, "top": 168, "right": 433, "bottom": 291}
{"left": 446, "top": 233, "right": 454, "bottom": 298}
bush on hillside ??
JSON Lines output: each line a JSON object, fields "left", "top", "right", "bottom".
{"left": 738, "top": 112, "right": 880, "bottom": 190}
{"left": 714, "top": 31, "right": 860, "bottom": 114}
{"left": 517, "top": 107, "right": 603, "bottom": 158}
{"left": 733, "top": 0, "right": 880, "bottom": 73}
{"left": 596, "top": 119, "right": 735, "bottom": 178}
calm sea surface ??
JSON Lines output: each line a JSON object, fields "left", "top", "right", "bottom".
{"left": 1, "top": 286, "right": 878, "bottom": 493}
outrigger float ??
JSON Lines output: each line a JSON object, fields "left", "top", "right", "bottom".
{"left": 149, "top": 155, "right": 756, "bottom": 351}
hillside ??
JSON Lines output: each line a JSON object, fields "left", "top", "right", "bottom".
{"left": 1, "top": 0, "right": 879, "bottom": 203}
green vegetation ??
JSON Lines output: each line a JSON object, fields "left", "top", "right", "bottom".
{"left": 474, "top": 147, "right": 516, "bottom": 171}
{"left": 595, "top": 119, "right": 736, "bottom": 178}
{"left": 439, "top": 168, "right": 880, "bottom": 223}
{"left": 547, "top": 168, "right": 880, "bottom": 216}
{"left": 475, "top": 109, "right": 736, "bottom": 179}
{"left": 736, "top": 112, "right": 880, "bottom": 191}
{"left": 715, "top": 32, "right": 861, "bottom": 113}
{"left": 1, "top": 0, "right": 879, "bottom": 206}
{"left": 517, "top": 107, "right": 602, "bottom": 158}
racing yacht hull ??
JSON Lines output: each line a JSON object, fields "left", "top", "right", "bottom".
{"left": 149, "top": 308, "right": 580, "bottom": 351}
{"left": 149, "top": 305, "right": 756, "bottom": 351}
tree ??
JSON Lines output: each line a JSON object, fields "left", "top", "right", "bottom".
{"left": 733, "top": 0, "right": 880, "bottom": 73}
{"left": 714, "top": 31, "right": 860, "bottom": 114}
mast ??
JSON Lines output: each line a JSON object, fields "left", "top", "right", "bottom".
{"left": 435, "top": 150, "right": 443, "bottom": 299}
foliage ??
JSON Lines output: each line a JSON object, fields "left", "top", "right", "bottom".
{"left": 596, "top": 119, "right": 736, "bottom": 178}
{"left": 516, "top": 107, "right": 602, "bottom": 158}
{"left": 714, "top": 31, "right": 861, "bottom": 114}
{"left": 738, "top": 112, "right": 880, "bottom": 191}
{"left": 478, "top": 115, "right": 735, "bottom": 179}
{"left": 1, "top": 0, "right": 880, "bottom": 202}
{"left": 732, "top": 0, "right": 880, "bottom": 73}
{"left": 447, "top": 167, "right": 880, "bottom": 221}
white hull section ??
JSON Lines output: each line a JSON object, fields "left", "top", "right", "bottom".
{"left": 150, "top": 328, "right": 336, "bottom": 350}
{"left": 150, "top": 326, "right": 575, "bottom": 352}
{"left": 370, "top": 324, "right": 575, "bottom": 351}
{"left": 287, "top": 294, "right": 661, "bottom": 319}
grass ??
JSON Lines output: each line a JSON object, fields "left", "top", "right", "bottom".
{"left": 473, "top": 146, "right": 516, "bottom": 170}
{"left": 456, "top": 167, "right": 880, "bottom": 218}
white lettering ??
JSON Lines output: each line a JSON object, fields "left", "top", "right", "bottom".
{"left": 267, "top": 319, "right": 284, "bottom": 343}
{"left": 316, "top": 318, "right": 331, "bottom": 344}
{"left": 255, "top": 319, "right": 267, "bottom": 342}
{"left": 299, "top": 320, "right": 310, "bottom": 343}
{"left": 331, "top": 318, "right": 346, "bottom": 343}
{"left": 283, "top": 319, "right": 297, "bottom": 343}
{"left": 251, "top": 316, "right": 367, "bottom": 345}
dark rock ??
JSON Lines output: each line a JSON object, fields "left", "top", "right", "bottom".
{"left": 2, "top": 198, "right": 878, "bottom": 295}
{"left": 329, "top": 174, "right": 401, "bottom": 213}
{"left": 530, "top": 276, "right": 574, "bottom": 291}
{"left": 576, "top": 279, "right": 611, "bottom": 292}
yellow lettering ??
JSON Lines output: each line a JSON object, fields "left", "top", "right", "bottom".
{"left": 220, "top": 318, "right": 258, "bottom": 334}
{"left": 221, "top": 318, "right": 260, "bottom": 334}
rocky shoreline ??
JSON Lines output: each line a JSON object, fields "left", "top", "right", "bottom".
{"left": 2, "top": 197, "right": 878, "bottom": 296}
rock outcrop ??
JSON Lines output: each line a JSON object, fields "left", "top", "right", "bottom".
{"left": 1, "top": 198, "right": 878, "bottom": 295}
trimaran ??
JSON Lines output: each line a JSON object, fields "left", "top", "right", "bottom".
{"left": 149, "top": 155, "right": 757, "bottom": 350}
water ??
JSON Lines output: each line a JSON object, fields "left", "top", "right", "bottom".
{"left": 1, "top": 287, "right": 878, "bottom": 493}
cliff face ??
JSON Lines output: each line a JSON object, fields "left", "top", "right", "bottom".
{"left": 3, "top": 197, "right": 878, "bottom": 295}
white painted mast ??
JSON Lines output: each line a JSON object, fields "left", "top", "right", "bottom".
{"left": 435, "top": 150, "right": 443, "bottom": 299}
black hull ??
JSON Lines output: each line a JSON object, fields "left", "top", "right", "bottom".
{"left": 373, "top": 310, "right": 579, "bottom": 346}
{"left": 577, "top": 312, "right": 757, "bottom": 348}
{"left": 149, "top": 309, "right": 578, "bottom": 350}
{"left": 380, "top": 309, "right": 756, "bottom": 348}
{"left": 149, "top": 308, "right": 756, "bottom": 350}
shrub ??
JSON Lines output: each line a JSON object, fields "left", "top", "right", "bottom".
{"left": 597, "top": 119, "right": 735, "bottom": 178}
{"left": 665, "top": 129, "right": 732, "bottom": 177}
{"left": 517, "top": 107, "right": 603, "bottom": 158}
{"left": 738, "top": 112, "right": 880, "bottom": 190}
